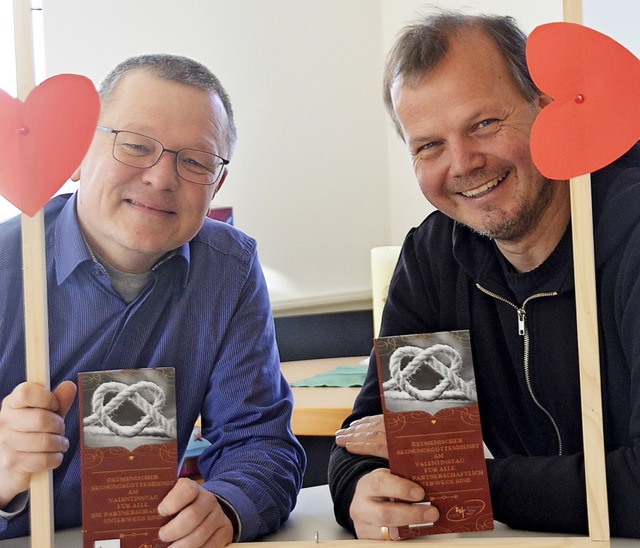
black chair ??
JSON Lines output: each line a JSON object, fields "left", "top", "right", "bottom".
{"left": 275, "top": 309, "right": 373, "bottom": 487}
{"left": 275, "top": 309, "right": 373, "bottom": 362}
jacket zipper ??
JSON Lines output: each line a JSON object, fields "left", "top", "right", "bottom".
{"left": 475, "top": 283, "right": 563, "bottom": 455}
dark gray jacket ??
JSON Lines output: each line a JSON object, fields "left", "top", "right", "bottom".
{"left": 329, "top": 144, "right": 640, "bottom": 538}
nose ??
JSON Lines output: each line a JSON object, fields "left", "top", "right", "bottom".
{"left": 141, "top": 150, "right": 180, "bottom": 190}
{"left": 448, "top": 137, "right": 485, "bottom": 177}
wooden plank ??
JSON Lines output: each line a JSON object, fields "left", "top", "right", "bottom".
{"left": 282, "top": 357, "right": 364, "bottom": 436}
{"left": 289, "top": 406, "right": 353, "bottom": 437}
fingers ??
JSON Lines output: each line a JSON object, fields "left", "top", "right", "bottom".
{"left": 350, "top": 469, "right": 439, "bottom": 541}
{"left": 335, "top": 414, "right": 388, "bottom": 459}
{"left": 0, "top": 382, "right": 72, "bottom": 449}
{"left": 0, "top": 382, "right": 76, "bottom": 506}
{"left": 53, "top": 381, "right": 78, "bottom": 418}
{"left": 348, "top": 415, "right": 385, "bottom": 429}
{"left": 357, "top": 468, "right": 425, "bottom": 505}
{"left": 5, "top": 382, "right": 64, "bottom": 413}
{"left": 158, "top": 478, "right": 234, "bottom": 547}
{"left": 158, "top": 477, "right": 200, "bottom": 517}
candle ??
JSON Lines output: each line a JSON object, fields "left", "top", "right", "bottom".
{"left": 371, "top": 246, "right": 401, "bottom": 337}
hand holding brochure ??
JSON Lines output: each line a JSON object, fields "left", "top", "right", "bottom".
{"left": 375, "top": 330, "right": 494, "bottom": 538}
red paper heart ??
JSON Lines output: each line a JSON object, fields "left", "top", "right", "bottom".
{"left": 0, "top": 74, "right": 100, "bottom": 216}
{"left": 527, "top": 22, "right": 640, "bottom": 180}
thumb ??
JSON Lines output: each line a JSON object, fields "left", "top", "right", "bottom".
{"left": 53, "top": 380, "right": 77, "bottom": 418}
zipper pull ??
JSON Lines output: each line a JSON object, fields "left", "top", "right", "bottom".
{"left": 517, "top": 309, "right": 525, "bottom": 336}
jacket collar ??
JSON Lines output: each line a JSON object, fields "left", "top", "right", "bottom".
{"left": 451, "top": 218, "right": 574, "bottom": 302}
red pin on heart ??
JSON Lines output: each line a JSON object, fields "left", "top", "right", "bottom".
{"left": 0, "top": 73, "right": 100, "bottom": 216}
{"left": 527, "top": 22, "right": 640, "bottom": 181}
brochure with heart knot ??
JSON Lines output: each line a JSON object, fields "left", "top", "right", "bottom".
{"left": 78, "top": 367, "right": 178, "bottom": 548}
{"left": 375, "top": 330, "right": 493, "bottom": 539}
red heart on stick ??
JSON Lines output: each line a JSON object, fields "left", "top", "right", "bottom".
{"left": 0, "top": 74, "right": 100, "bottom": 217}
{"left": 527, "top": 22, "right": 640, "bottom": 180}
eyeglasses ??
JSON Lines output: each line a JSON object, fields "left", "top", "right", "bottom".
{"left": 96, "top": 126, "right": 229, "bottom": 186}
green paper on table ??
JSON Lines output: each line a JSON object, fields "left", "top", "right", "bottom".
{"left": 290, "top": 364, "right": 369, "bottom": 387}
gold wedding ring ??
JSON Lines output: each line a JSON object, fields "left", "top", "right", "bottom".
{"left": 381, "top": 525, "right": 391, "bottom": 541}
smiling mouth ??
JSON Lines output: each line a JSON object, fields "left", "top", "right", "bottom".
{"left": 461, "top": 172, "right": 509, "bottom": 198}
{"left": 126, "top": 199, "right": 176, "bottom": 215}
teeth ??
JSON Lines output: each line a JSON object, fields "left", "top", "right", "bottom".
{"left": 462, "top": 173, "right": 507, "bottom": 198}
{"left": 129, "top": 199, "right": 158, "bottom": 211}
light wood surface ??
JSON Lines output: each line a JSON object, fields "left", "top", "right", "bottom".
{"left": 281, "top": 356, "right": 367, "bottom": 436}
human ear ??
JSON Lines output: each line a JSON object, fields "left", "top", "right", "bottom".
{"left": 536, "top": 93, "right": 554, "bottom": 109}
{"left": 212, "top": 168, "right": 228, "bottom": 197}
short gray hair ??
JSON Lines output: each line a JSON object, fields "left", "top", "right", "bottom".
{"left": 99, "top": 53, "right": 237, "bottom": 157}
{"left": 383, "top": 10, "right": 540, "bottom": 139}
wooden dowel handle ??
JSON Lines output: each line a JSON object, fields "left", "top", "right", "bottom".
{"left": 13, "top": 0, "right": 54, "bottom": 546}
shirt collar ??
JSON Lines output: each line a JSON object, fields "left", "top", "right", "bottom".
{"left": 53, "top": 192, "right": 190, "bottom": 287}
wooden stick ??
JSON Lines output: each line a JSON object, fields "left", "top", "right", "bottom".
{"left": 12, "top": 0, "right": 54, "bottom": 546}
{"left": 21, "top": 218, "right": 53, "bottom": 548}
{"left": 569, "top": 174, "right": 610, "bottom": 541}
{"left": 563, "top": 0, "right": 583, "bottom": 27}
{"left": 563, "top": 0, "right": 610, "bottom": 541}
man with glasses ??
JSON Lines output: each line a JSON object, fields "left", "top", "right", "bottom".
{"left": 94, "top": 126, "right": 230, "bottom": 187}
{"left": 0, "top": 53, "right": 305, "bottom": 545}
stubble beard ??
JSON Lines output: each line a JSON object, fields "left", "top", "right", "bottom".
{"left": 467, "top": 178, "right": 556, "bottom": 243}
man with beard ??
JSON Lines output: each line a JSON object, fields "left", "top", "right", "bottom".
{"left": 329, "top": 10, "right": 640, "bottom": 541}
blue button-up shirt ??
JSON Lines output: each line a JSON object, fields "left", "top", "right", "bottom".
{"left": 0, "top": 193, "right": 305, "bottom": 541}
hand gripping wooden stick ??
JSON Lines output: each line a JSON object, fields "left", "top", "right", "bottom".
{"left": 12, "top": 0, "right": 54, "bottom": 546}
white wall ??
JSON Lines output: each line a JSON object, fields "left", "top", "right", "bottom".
{"left": 31, "top": 1, "right": 640, "bottom": 312}
{"left": 43, "top": 0, "right": 390, "bottom": 312}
